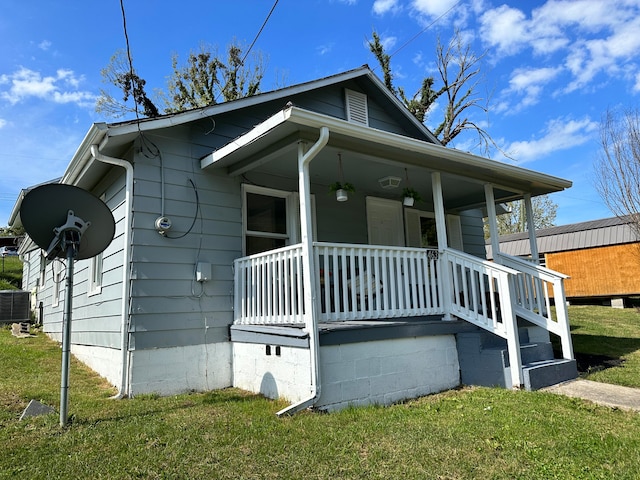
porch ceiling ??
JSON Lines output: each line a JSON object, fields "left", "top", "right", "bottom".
{"left": 201, "top": 107, "right": 572, "bottom": 211}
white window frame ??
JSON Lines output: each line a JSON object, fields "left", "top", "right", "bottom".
{"left": 88, "top": 253, "right": 103, "bottom": 296}
{"left": 242, "top": 184, "right": 316, "bottom": 256}
{"left": 52, "top": 259, "right": 64, "bottom": 307}
{"left": 88, "top": 193, "right": 106, "bottom": 296}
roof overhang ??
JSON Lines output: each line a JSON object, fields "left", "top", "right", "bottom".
{"left": 201, "top": 106, "right": 572, "bottom": 208}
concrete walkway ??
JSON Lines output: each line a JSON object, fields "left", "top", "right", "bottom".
{"left": 543, "top": 379, "right": 640, "bottom": 412}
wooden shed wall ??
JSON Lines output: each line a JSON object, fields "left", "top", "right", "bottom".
{"left": 546, "top": 243, "right": 640, "bottom": 298}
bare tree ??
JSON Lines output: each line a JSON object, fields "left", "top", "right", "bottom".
{"left": 369, "top": 29, "right": 501, "bottom": 155}
{"left": 96, "top": 50, "right": 160, "bottom": 118}
{"left": 486, "top": 195, "right": 558, "bottom": 237}
{"left": 595, "top": 107, "right": 640, "bottom": 237}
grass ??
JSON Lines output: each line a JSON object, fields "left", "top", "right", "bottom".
{"left": 2, "top": 308, "right": 640, "bottom": 480}
{"left": 565, "top": 305, "right": 640, "bottom": 388}
{"left": 0, "top": 255, "right": 22, "bottom": 290}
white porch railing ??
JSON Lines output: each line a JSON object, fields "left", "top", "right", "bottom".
{"left": 234, "top": 244, "right": 306, "bottom": 325}
{"left": 314, "top": 242, "right": 442, "bottom": 321}
{"left": 233, "top": 242, "right": 442, "bottom": 325}
{"left": 441, "top": 248, "right": 517, "bottom": 338}
{"left": 496, "top": 252, "right": 574, "bottom": 361}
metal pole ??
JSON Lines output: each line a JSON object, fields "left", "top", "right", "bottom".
{"left": 60, "top": 243, "right": 75, "bottom": 427}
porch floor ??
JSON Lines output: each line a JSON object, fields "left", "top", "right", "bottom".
{"left": 230, "top": 316, "right": 479, "bottom": 348}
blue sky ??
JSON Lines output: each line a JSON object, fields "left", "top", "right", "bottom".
{"left": 2, "top": 0, "right": 639, "bottom": 226}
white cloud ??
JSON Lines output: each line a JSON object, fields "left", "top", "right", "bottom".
{"left": 373, "top": 0, "right": 400, "bottom": 15}
{"left": 504, "top": 116, "right": 598, "bottom": 162}
{"left": 504, "top": 66, "right": 563, "bottom": 110}
{"left": 38, "top": 40, "right": 52, "bottom": 51}
{"left": 479, "top": 0, "right": 640, "bottom": 94}
{"left": 479, "top": 5, "right": 529, "bottom": 55}
{"left": 411, "top": 0, "right": 459, "bottom": 18}
{"left": 0, "top": 66, "right": 96, "bottom": 107}
{"left": 0, "top": 119, "right": 6, "bottom": 129}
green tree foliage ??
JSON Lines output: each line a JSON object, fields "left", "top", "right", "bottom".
{"left": 163, "top": 43, "right": 264, "bottom": 113}
{"left": 97, "top": 42, "right": 264, "bottom": 118}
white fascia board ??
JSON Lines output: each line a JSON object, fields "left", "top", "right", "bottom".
{"left": 200, "top": 108, "right": 292, "bottom": 169}
{"left": 61, "top": 123, "right": 109, "bottom": 186}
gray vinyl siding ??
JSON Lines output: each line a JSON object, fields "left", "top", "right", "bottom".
{"left": 127, "top": 129, "right": 242, "bottom": 350}
{"left": 459, "top": 209, "right": 487, "bottom": 258}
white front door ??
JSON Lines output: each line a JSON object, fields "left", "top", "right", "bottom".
{"left": 366, "top": 197, "right": 405, "bottom": 246}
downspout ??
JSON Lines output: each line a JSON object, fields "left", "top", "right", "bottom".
{"left": 90, "top": 144, "right": 133, "bottom": 399}
{"left": 276, "top": 126, "right": 329, "bottom": 417}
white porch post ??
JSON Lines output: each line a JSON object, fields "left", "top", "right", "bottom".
{"left": 523, "top": 194, "right": 540, "bottom": 264}
{"left": 484, "top": 184, "right": 500, "bottom": 259}
{"left": 485, "top": 183, "right": 523, "bottom": 388}
{"left": 432, "top": 172, "right": 453, "bottom": 320}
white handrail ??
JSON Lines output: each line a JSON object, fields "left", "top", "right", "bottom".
{"left": 496, "top": 252, "right": 574, "bottom": 360}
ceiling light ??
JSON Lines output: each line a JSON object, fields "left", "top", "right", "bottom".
{"left": 378, "top": 176, "right": 402, "bottom": 189}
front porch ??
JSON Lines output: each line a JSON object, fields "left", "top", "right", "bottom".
{"left": 199, "top": 104, "right": 577, "bottom": 413}
{"left": 231, "top": 241, "right": 577, "bottom": 412}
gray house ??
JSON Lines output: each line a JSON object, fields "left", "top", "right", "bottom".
{"left": 11, "top": 66, "right": 577, "bottom": 414}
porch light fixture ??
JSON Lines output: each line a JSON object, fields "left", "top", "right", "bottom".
{"left": 378, "top": 176, "right": 402, "bottom": 189}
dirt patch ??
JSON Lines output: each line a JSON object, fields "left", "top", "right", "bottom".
{"left": 574, "top": 352, "right": 624, "bottom": 374}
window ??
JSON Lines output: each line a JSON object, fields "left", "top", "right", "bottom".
{"left": 88, "top": 252, "right": 103, "bottom": 295}
{"left": 88, "top": 193, "right": 106, "bottom": 295}
{"left": 405, "top": 209, "right": 438, "bottom": 248}
{"left": 52, "top": 260, "right": 64, "bottom": 307}
{"left": 242, "top": 185, "right": 316, "bottom": 256}
{"left": 244, "top": 187, "right": 290, "bottom": 256}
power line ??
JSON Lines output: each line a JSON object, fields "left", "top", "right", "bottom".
{"left": 119, "top": 0, "right": 140, "bottom": 122}
{"left": 388, "top": 0, "right": 463, "bottom": 59}
{"left": 242, "top": 0, "right": 279, "bottom": 66}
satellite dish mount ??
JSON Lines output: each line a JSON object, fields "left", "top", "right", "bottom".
{"left": 20, "top": 184, "right": 115, "bottom": 427}
{"left": 46, "top": 210, "right": 91, "bottom": 261}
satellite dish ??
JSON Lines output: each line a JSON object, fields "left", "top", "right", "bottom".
{"left": 20, "top": 184, "right": 115, "bottom": 260}
{"left": 19, "top": 183, "right": 115, "bottom": 427}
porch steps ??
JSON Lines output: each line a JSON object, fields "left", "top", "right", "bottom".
{"left": 457, "top": 327, "right": 577, "bottom": 391}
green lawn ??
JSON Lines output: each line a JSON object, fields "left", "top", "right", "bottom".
{"left": 0, "top": 255, "right": 22, "bottom": 290}
{"left": 566, "top": 305, "right": 640, "bottom": 388}
{"left": 2, "top": 306, "right": 640, "bottom": 479}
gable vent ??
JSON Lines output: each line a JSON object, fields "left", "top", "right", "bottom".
{"left": 345, "top": 89, "right": 369, "bottom": 126}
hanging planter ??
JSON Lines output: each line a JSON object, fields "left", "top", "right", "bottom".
{"left": 402, "top": 168, "right": 421, "bottom": 207}
{"left": 402, "top": 187, "right": 421, "bottom": 207}
{"left": 329, "top": 153, "right": 355, "bottom": 202}
{"left": 329, "top": 182, "right": 356, "bottom": 202}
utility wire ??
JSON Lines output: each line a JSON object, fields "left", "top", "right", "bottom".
{"left": 119, "top": 0, "right": 140, "bottom": 123}
{"left": 242, "top": 0, "right": 279, "bottom": 65}
{"left": 388, "top": 0, "right": 463, "bottom": 59}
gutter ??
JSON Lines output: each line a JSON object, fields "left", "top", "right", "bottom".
{"left": 276, "top": 126, "right": 329, "bottom": 417}
{"left": 90, "top": 144, "right": 133, "bottom": 399}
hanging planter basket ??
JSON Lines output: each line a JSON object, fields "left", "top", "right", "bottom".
{"left": 330, "top": 182, "right": 355, "bottom": 202}
{"left": 329, "top": 153, "right": 355, "bottom": 202}
{"left": 402, "top": 187, "right": 421, "bottom": 207}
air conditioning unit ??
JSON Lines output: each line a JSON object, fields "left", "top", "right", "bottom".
{"left": 0, "top": 290, "right": 31, "bottom": 324}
